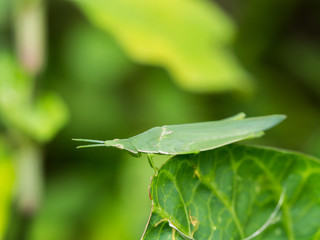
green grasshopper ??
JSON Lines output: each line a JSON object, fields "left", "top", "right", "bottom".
{"left": 74, "top": 113, "right": 285, "bottom": 173}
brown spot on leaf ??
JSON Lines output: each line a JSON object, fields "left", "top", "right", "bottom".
{"left": 189, "top": 211, "right": 199, "bottom": 236}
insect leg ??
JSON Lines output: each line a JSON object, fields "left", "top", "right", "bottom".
{"left": 147, "top": 154, "right": 158, "bottom": 176}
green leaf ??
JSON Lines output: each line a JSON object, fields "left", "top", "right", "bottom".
{"left": 143, "top": 144, "right": 320, "bottom": 239}
{"left": 69, "top": 0, "right": 251, "bottom": 93}
{"left": 0, "top": 138, "right": 15, "bottom": 240}
{"left": 0, "top": 51, "right": 68, "bottom": 142}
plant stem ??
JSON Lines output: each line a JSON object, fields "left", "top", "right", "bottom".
{"left": 15, "top": 138, "right": 43, "bottom": 215}
{"left": 13, "top": 0, "right": 46, "bottom": 75}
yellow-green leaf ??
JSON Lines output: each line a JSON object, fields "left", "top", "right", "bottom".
{"left": 0, "top": 139, "right": 15, "bottom": 240}
{"left": 70, "top": 0, "right": 251, "bottom": 93}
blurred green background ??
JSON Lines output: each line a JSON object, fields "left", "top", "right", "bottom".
{"left": 0, "top": 0, "right": 319, "bottom": 239}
